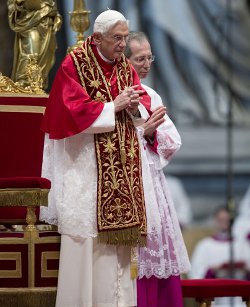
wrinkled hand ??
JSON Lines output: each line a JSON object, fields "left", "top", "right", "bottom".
{"left": 113, "top": 85, "right": 143, "bottom": 114}
{"left": 127, "top": 89, "right": 144, "bottom": 115}
{"left": 143, "top": 106, "right": 166, "bottom": 138}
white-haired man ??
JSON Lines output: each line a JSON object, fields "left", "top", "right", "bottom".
{"left": 124, "top": 32, "right": 190, "bottom": 307}
{"left": 40, "top": 11, "right": 151, "bottom": 307}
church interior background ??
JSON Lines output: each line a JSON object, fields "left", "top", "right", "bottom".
{"left": 0, "top": 0, "right": 250, "bottom": 306}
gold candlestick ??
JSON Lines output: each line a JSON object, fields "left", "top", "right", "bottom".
{"left": 68, "top": 0, "right": 91, "bottom": 52}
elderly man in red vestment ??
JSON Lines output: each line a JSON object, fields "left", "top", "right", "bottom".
{"left": 40, "top": 9, "right": 151, "bottom": 307}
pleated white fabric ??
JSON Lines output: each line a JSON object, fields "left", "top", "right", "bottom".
{"left": 136, "top": 84, "right": 191, "bottom": 279}
{"left": 55, "top": 235, "right": 137, "bottom": 307}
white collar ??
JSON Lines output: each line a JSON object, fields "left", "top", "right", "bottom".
{"left": 97, "top": 47, "right": 115, "bottom": 64}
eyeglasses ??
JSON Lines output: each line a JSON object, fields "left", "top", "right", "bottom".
{"left": 105, "top": 34, "right": 129, "bottom": 44}
{"left": 133, "top": 55, "right": 155, "bottom": 64}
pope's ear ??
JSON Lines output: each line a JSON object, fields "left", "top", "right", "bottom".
{"left": 93, "top": 32, "right": 102, "bottom": 45}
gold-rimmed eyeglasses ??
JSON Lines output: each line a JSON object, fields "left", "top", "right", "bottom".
{"left": 104, "top": 34, "right": 129, "bottom": 44}
{"left": 133, "top": 55, "right": 155, "bottom": 64}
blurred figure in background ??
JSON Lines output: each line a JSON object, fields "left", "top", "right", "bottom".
{"left": 190, "top": 206, "right": 250, "bottom": 307}
{"left": 166, "top": 175, "right": 192, "bottom": 229}
{"left": 233, "top": 184, "right": 250, "bottom": 243}
{"left": 125, "top": 31, "right": 190, "bottom": 307}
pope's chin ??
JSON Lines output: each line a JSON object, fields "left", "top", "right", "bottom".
{"left": 115, "top": 51, "right": 124, "bottom": 59}
{"left": 141, "top": 72, "right": 149, "bottom": 78}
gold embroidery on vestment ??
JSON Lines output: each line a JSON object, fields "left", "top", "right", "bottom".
{"left": 71, "top": 37, "right": 147, "bottom": 246}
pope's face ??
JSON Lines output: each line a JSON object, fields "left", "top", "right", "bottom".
{"left": 96, "top": 22, "right": 129, "bottom": 61}
{"left": 128, "top": 40, "right": 152, "bottom": 79}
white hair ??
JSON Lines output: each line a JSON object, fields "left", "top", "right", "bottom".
{"left": 93, "top": 9, "right": 128, "bottom": 34}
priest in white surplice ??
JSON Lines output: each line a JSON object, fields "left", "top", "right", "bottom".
{"left": 124, "top": 31, "right": 190, "bottom": 307}
{"left": 190, "top": 207, "right": 250, "bottom": 307}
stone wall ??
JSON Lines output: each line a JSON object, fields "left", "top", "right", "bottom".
{"left": 166, "top": 125, "right": 250, "bottom": 224}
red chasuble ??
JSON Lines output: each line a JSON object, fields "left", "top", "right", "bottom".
{"left": 41, "top": 54, "right": 104, "bottom": 139}
{"left": 41, "top": 40, "right": 150, "bottom": 139}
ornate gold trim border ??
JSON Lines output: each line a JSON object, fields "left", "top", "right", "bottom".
{"left": 0, "top": 287, "right": 56, "bottom": 292}
{"left": 0, "top": 105, "right": 45, "bottom": 114}
{"left": 0, "top": 188, "right": 49, "bottom": 207}
{"left": 0, "top": 234, "right": 61, "bottom": 245}
{"left": 41, "top": 251, "right": 59, "bottom": 278}
{"left": 0, "top": 252, "right": 22, "bottom": 278}
{"left": 0, "top": 73, "right": 45, "bottom": 95}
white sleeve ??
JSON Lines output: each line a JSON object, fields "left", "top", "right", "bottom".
{"left": 156, "top": 114, "right": 182, "bottom": 167}
{"left": 167, "top": 176, "right": 192, "bottom": 226}
{"left": 83, "top": 102, "right": 115, "bottom": 134}
{"left": 142, "top": 84, "right": 181, "bottom": 167}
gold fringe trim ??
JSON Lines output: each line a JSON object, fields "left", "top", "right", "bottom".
{"left": 97, "top": 227, "right": 146, "bottom": 247}
{"left": 0, "top": 288, "right": 56, "bottom": 307}
{"left": 0, "top": 188, "right": 49, "bottom": 206}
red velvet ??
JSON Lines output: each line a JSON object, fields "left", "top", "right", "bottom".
{"left": 35, "top": 242, "right": 60, "bottom": 287}
{"left": 0, "top": 260, "right": 16, "bottom": 270}
{"left": 39, "top": 231, "right": 61, "bottom": 238}
{"left": 0, "top": 96, "right": 47, "bottom": 177}
{"left": 0, "top": 244, "right": 28, "bottom": 287}
{"left": 0, "top": 207, "right": 40, "bottom": 224}
{"left": 0, "top": 177, "right": 51, "bottom": 189}
{"left": 0, "top": 232, "right": 24, "bottom": 238}
{"left": 181, "top": 279, "right": 250, "bottom": 299}
{"left": 219, "top": 261, "right": 247, "bottom": 269}
{"left": 0, "top": 96, "right": 47, "bottom": 107}
{"left": 0, "top": 95, "right": 50, "bottom": 223}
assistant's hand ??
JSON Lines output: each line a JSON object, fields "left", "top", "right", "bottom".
{"left": 143, "top": 106, "right": 166, "bottom": 138}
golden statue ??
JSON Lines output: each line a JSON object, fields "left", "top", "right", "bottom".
{"left": 0, "top": 55, "right": 44, "bottom": 95}
{"left": 7, "top": 0, "right": 62, "bottom": 90}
